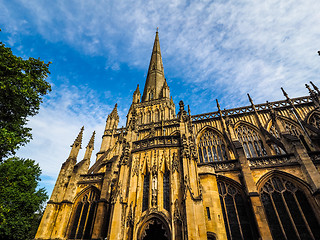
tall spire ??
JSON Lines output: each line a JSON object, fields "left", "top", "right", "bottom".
{"left": 142, "top": 31, "right": 167, "bottom": 102}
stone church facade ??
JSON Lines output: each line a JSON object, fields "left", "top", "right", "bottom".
{"left": 36, "top": 32, "right": 320, "bottom": 240}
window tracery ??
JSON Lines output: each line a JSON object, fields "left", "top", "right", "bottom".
{"left": 269, "top": 125, "right": 286, "bottom": 155}
{"left": 147, "top": 111, "right": 151, "bottom": 124}
{"left": 155, "top": 109, "right": 160, "bottom": 122}
{"left": 69, "top": 188, "right": 100, "bottom": 239}
{"left": 260, "top": 176, "right": 320, "bottom": 239}
{"left": 198, "top": 129, "right": 228, "bottom": 163}
{"left": 217, "top": 181, "right": 258, "bottom": 240}
{"left": 309, "top": 113, "right": 320, "bottom": 129}
{"left": 235, "top": 125, "right": 267, "bottom": 158}
{"left": 282, "top": 121, "right": 301, "bottom": 136}
{"left": 163, "top": 169, "right": 170, "bottom": 212}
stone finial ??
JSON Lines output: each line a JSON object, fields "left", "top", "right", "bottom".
{"left": 216, "top": 99, "right": 221, "bottom": 111}
{"left": 281, "top": 87, "right": 290, "bottom": 100}
{"left": 247, "top": 93, "right": 254, "bottom": 105}
{"left": 310, "top": 81, "right": 320, "bottom": 94}
{"left": 179, "top": 100, "right": 185, "bottom": 112}
{"left": 178, "top": 100, "right": 187, "bottom": 119}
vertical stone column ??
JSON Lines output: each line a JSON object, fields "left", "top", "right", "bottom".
{"left": 234, "top": 141, "right": 273, "bottom": 240}
{"left": 170, "top": 151, "right": 183, "bottom": 240}
{"left": 178, "top": 101, "right": 207, "bottom": 240}
{"left": 284, "top": 136, "right": 320, "bottom": 204}
{"left": 91, "top": 163, "right": 113, "bottom": 239}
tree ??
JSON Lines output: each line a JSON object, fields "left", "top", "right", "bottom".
{"left": 0, "top": 157, "right": 48, "bottom": 240}
{"left": 0, "top": 30, "right": 51, "bottom": 160}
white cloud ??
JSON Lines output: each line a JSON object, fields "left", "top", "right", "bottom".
{"left": 2, "top": 0, "right": 320, "bottom": 192}
{"left": 16, "top": 83, "right": 127, "bottom": 194}
{"left": 2, "top": 1, "right": 319, "bottom": 106}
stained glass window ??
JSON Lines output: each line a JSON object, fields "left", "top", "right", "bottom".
{"left": 163, "top": 169, "right": 170, "bottom": 212}
{"left": 235, "top": 126, "right": 267, "bottom": 158}
{"left": 198, "top": 130, "right": 228, "bottom": 163}
{"left": 69, "top": 189, "right": 99, "bottom": 239}
{"left": 260, "top": 176, "right": 320, "bottom": 239}
{"left": 218, "top": 181, "right": 258, "bottom": 240}
{"left": 142, "top": 172, "right": 150, "bottom": 212}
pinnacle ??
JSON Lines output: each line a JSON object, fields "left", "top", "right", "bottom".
{"left": 109, "top": 103, "right": 119, "bottom": 120}
{"left": 71, "top": 126, "right": 84, "bottom": 148}
{"left": 247, "top": 93, "right": 254, "bottom": 105}
{"left": 310, "top": 81, "right": 320, "bottom": 94}
{"left": 281, "top": 87, "right": 289, "bottom": 99}
{"left": 134, "top": 84, "right": 140, "bottom": 94}
{"left": 216, "top": 99, "right": 221, "bottom": 110}
{"left": 86, "top": 131, "right": 95, "bottom": 149}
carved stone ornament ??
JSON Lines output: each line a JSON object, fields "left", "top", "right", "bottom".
{"left": 188, "top": 136, "right": 197, "bottom": 161}
{"left": 181, "top": 134, "right": 190, "bottom": 159}
{"left": 132, "top": 156, "right": 139, "bottom": 176}
{"left": 213, "top": 162, "right": 239, "bottom": 171}
{"left": 151, "top": 174, "right": 158, "bottom": 207}
{"left": 121, "top": 142, "right": 130, "bottom": 165}
{"left": 197, "top": 177, "right": 203, "bottom": 197}
{"left": 126, "top": 202, "right": 134, "bottom": 227}
{"left": 171, "top": 152, "right": 179, "bottom": 173}
{"left": 187, "top": 122, "right": 193, "bottom": 134}
{"left": 150, "top": 124, "right": 156, "bottom": 137}
{"left": 249, "top": 156, "right": 296, "bottom": 168}
{"left": 174, "top": 199, "right": 182, "bottom": 222}
{"left": 178, "top": 100, "right": 188, "bottom": 120}
{"left": 111, "top": 182, "right": 121, "bottom": 204}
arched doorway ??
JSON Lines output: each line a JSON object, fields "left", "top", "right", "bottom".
{"left": 139, "top": 216, "right": 171, "bottom": 240}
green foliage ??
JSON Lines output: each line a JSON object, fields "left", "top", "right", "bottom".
{"left": 0, "top": 37, "right": 51, "bottom": 160}
{"left": 0, "top": 157, "right": 48, "bottom": 240}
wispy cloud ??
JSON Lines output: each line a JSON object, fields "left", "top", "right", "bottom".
{"left": 2, "top": 1, "right": 319, "bottom": 107}
{"left": 16, "top": 83, "right": 127, "bottom": 193}
{"left": 2, "top": 0, "right": 320, "bottom": 193}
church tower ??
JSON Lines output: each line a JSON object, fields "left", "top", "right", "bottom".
{"left": 36, "top": 31, "right": 320, "bottom": 240}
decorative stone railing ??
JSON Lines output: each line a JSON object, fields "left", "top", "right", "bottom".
{"left": 191, "top": 96, "right": 312, "bottom": 122}
{"left": 198, "top": 159, "right": 240, "bottom": 172}
{"left": 132, "top": 135, "right": 180, "bottom": 152}
{"left": 78, "top": 173, "right": 105, "bottom": 184}
{"left": 248, "top": 154, "right": 296, "bottom": 169}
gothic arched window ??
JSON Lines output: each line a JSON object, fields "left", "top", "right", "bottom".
{"left": 235, "top": 125, "right": 267, "bottom": 158}
{"left": 142, "top": 171, "right": 150, "bottom": 212}
{"left": 269, "top": 125, "right": 286, "bottom": 155}
{"left": 283, "top": 120, "right": 301, "bottom": 137}
{"left": 260, "top": 176, "right": 320, "bottom": 239}
{"left": 69, "top": 188, "right": 100, "bottom": 239}
{"left": 218, "top": 181, "right": 258, "bottom": 240}
{"left": 163, "top": 169, "right": 170, "bottom": 212}
{"left": 155, "top": 109, "right": 160, "bottom": 122}
{"left": 309, "top": 113, "right": 320, "bottom": 129}
{"left": 198, "top": 129, "right": 228, "bottom": 163}
{"left": 147, "top": 111, "right": 151, "bottom": 123}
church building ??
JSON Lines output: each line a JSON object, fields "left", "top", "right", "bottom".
{"left": 35, "top": 31, "right": 320, "bottom": 240}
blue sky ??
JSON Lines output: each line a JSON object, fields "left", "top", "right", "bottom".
{"left": 1, "top": 0, "right": 320, "bottom": 196}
